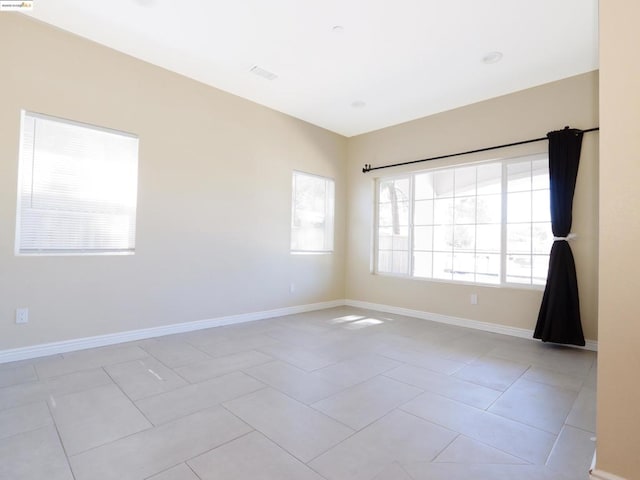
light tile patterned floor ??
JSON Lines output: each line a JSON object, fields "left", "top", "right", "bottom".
{"left": 0, "top": 307, "right": 597, "bottom": 480}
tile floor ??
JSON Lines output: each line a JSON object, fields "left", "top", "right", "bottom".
{"left": 0, "top": 306, "right": 597, "bottom": 480}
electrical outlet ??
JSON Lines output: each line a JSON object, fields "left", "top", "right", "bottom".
{"left": 470, "top": 294, "right": 478, "bottom": 305}
{"left": 289, "top": 283, "right": 295, "bottom": 294}
{"left": 16, "top": 307, "right": 29, "bottom": 324}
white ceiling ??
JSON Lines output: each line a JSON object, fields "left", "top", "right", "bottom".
{"left": 24, "top": 0, "right": 599, "bottom": 137}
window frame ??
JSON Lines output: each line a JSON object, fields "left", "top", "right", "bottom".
{"left": 373, "top": 154, "right": 551, "bottom": 289}
{"left": 15, "top": 110, "right": 139, "bottom": 256}
{"left": 290, "top": 170, "right": 335, "bottom": 254}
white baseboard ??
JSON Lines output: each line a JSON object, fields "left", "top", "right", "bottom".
{"left": 589, "top": 453, "right": 628, "bottom": 480}
{"left": 0, "top": 297, "right": 597, "bottom": 364}
{"left": 0, "top": 300, "right": 344, "bottom": 364}
{"left": 344, "top": 299, "right": 598, "bottom": 351}
{"left": 590, "top": 470, "right": 627, "bottom": 480}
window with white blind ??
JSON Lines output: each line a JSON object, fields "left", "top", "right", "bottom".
{"left": 291, "top": 171, "right": 335, "bottom": 253}
{"left": 375, "top": 154, "right": 552, "bottom": 286}
{"left": 15, "top": 111, "right": 139, "bottom": 255}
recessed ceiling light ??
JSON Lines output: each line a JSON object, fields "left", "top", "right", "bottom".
{"left": 133, "top": 0, "right": 157, "bottom": 6}
{"left": 482, "top": 51, "right": 503, "bottom": 64}
{"left": 351, "top": 100, "right": 366, "bottom": 108}
{"left": 331, "top": 25, "right": 345, "bottom": 34}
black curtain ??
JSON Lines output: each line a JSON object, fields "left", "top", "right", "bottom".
{"left": 533, "top": 127, "right": 585, "bottom": 346}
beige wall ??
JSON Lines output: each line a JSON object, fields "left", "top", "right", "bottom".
{"left": 346, "top": 72, "right": 599, "bottom": 341}
{"left": 596, "top": 0, "right": 640, "bottom": 477}
{"left": 0, "top": 15, "right": 601, "bottom": 355}
{"left": 0, "top": 15, "right": 347, "bottom": 350}
{"left": 6, "top": 7, "right": 639, "bottom": 479}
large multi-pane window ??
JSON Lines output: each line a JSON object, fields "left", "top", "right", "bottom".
{"left": 375, "top": 154, "right": 552, "bottom": 286}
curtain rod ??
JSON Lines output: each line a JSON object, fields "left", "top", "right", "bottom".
{"left": 361, "top": 126, "right": 599, "bottom": 173}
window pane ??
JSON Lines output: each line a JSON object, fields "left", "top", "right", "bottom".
{"left": 507, "top": 161, "right": 531, "bottom": 192}
{"left": 378, "top": 250, "right": 392, "bottom": 273}
{"left": 392, "top": 251, "right": 410, "bottom": 275}
{"left": 293, "top": 175, "right": 326, "bottom": 217}
{"left": 476, "top": 194, "right": 501, "bottom": 223}
{"left": 434, "top": 170, "right": 454, "bottom": 198}
{"left": 453, "top": 253, "right": 475, "bottom": 282}
{"left": 531, "top": 190, "right": 551, "bottom": 222}
{"left": 454, "top": 197, "right": 476, "bottom": 224}
{"left": 476, "top": 253, "right": 500, "bottom": 284}
{"left": 532, "top": 158, "right": 549, "bottom": 190}
{"left": 532, "top": 223, "right": 553, "bottom": 253}
{"left": 379, "top": 201, "right": 409, "bottom": 229}
{"left": 392, "top": 227, "right": 410, "bottom": 250}
{"left": 414, "top": 199, "right": 433, "bottom": 225}
{"left": 477, "top": 163, "right": 502, "bottom": 194}
{"left": 433, "top": 225, "right": 453, "bottom": 250}
{"left": 394, "top": 202, "right": 410, "bottom": 227}
{"left": 453, "top": 225, "right": 475, "bottom": 252}
{"left": 434, "top": 198, "right": 454, "bottom": 224}
{"left": 415, "top": 173, "right": 434, "bottom": 200}
{"left": 507, "top": 191, "right": 531, "bottom": 223}
{"left": 532, "top": 255, "right": 550, "bottom": 285}
{"left": 455, "top": 167, "right": 476, "bottom": 197}
{"left": 378, "top": 228, "right": 393, "bottom": 250}
{"left": 379, "top": 179, "right": 410, "bottom": 205}
{"left": 291, "top": 172, "right": 334, "bottom": 252}
{"left": 394, "top": 178, "right": 411, "bottom": 201}
{"left": 507, "top": 224, "right": 532, "bottom": 254}
{"left": 433, "top": 252, "right": 453, "bottom": 280}
{"left": 414, "top": 226, "right": 433, "bottom": 251}
{"left": 379, "top": 180, "right": 394, "bottom": 203}
{"left": 378, "top": 203, "right": 393, "bottom": 227}
{"left": 291, "top": 226, "right": 326, "bottom": 251}
{"left": 506, "top": 255, "right": 532, "bottom": 284}
{"left": 476, "top": 224, "right": 501, "bottom": 253}
{"left": 414, "top": 251, "right": 433, "bottom": 278}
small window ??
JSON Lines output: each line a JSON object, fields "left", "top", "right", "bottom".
{"left": 15, "top": 111, "right": 139, "bottom": 255}
{"left": 291, "top": 171, "right": 335, "bottom": 253}
{"left": 375, "top": 154, "right": 551, "bottom": 286}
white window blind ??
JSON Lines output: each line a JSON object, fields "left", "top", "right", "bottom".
{"left": 291, "top": 171, "right": 335, "bottom": 253}
{"left": 16, "top": 111, "right": 139, "bottom": 255}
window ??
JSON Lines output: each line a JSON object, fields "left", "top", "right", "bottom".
{"left": 291, "top": 171, "right": 335, "bottom": 253}
{"left": 16, "top": 111, "right": 139, "bottom": 255}
{"left": 375, "top": 154, "right": 552, "bottom": 286}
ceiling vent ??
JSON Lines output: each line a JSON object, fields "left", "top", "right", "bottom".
{"left": 250, "top": 65, "right": 278, "bottom": 81}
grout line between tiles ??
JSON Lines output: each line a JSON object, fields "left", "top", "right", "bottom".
{"left": 561, "top": 422, "right": 597, "bottom": 435}
{"left": 543, "top": 426, "right": 566, "bottom": 467}
{"left": 101, "top": 366, "right": 156, "bottom": 429}
{"left": 218, "top": 400, "right": 334, "bottom": 465}
{"left": 430, "top": 432, "right": 462, "bottom": 463}
{"left": 142, "top": 381, "right": 270, "bottom": 427}
{"left": 397, "top": 461, "right": 418, "bottom": 480}
{"left": 185, "top": 461, "right": 204, "bottom": 480}
{"left": 480, "top": 364, "right": 533, "bottom": 411}
{"left": 398, "top": 400, "right": 538, "bottom": 466}
{"left": 179, "top": 429, "right": 257, "bottom": 477}
{"left": 44, "top": 397, "right": 78, "bottom": 480}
